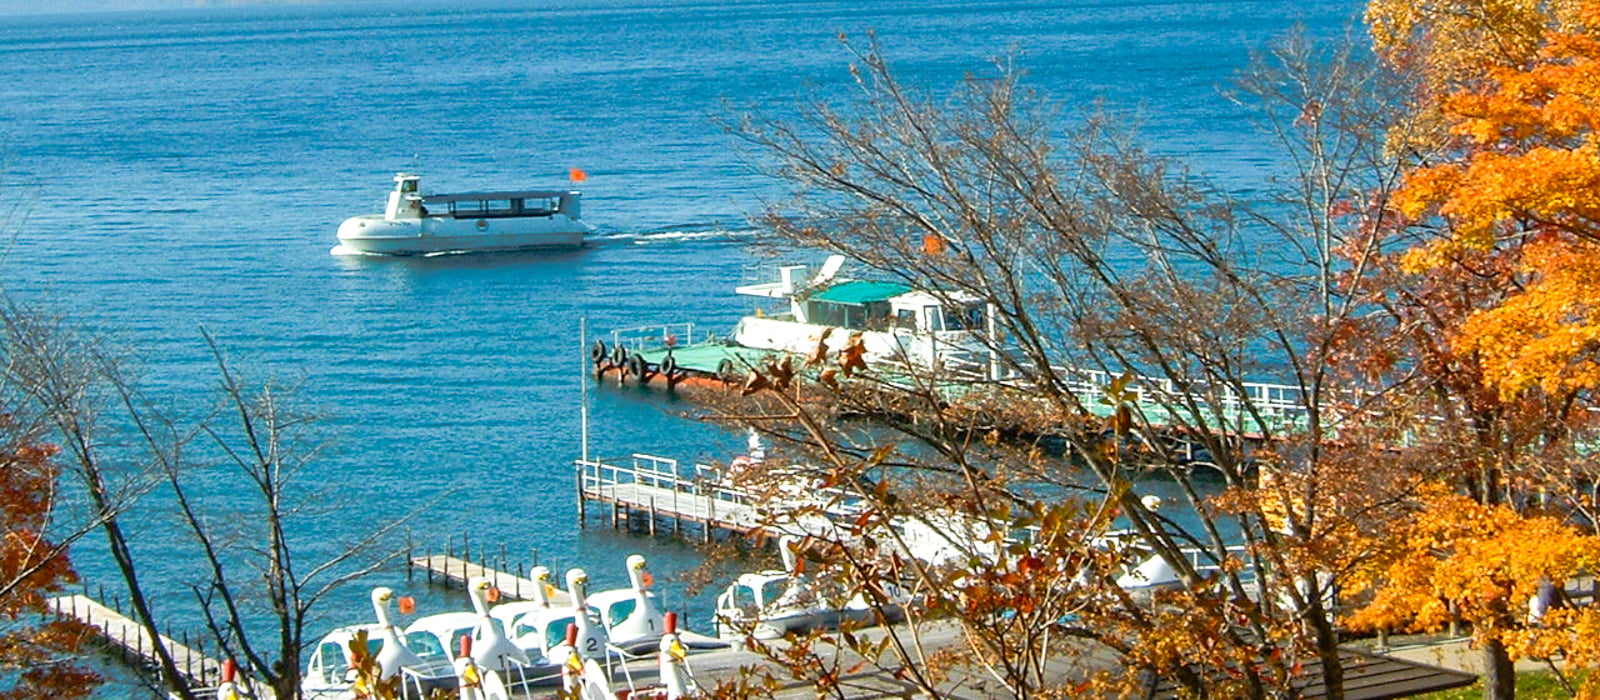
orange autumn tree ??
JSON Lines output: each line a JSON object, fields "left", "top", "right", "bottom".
{"left": 1353, "top": 0, "right": 1600, "bottom": 697}
{"left": 1381, "top": 0, "right": 1600, "bottom": 513}
{"left": 0, "top": 418, "right": 99, "bottom": 699}
{"left": 1349, "top": 489, "right": 1600, "bottom": 697}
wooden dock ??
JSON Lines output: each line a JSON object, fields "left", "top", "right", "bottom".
{"left": 49, "top": 593, "right": 222, "bottom": 690}
{"left": 408, "top": 554, "right": 574, "bottom": 605}
{"left": 576, "top": 453, "right": 858, "bottom": 543}
{"left": 592, "top": 324, "right": 1315, "bottom": 452}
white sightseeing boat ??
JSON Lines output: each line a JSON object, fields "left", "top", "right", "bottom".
{"left": 732, "top": 255, "right": 998, "bottom": 378}
{"left": 333, "top": 172, "right": 594, "bottom": 255}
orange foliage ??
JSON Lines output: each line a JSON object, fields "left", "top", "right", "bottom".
{"left": 1459, "top": 237, "right": 1600, "bottom": 398}
{"left": 1348, "top": 487, "right": 1600, "bottom": 685}
{"left": 1368, "top": 0, "right": 1587, "bottom": 93}
{"left": 1380, "top": 0, "right": 1600, "bottom": 403}
{"left": 0, "top": 427, "right": 98, "bottom": 698}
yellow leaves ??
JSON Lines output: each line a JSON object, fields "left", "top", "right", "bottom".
{"left": 1347, "top": 487, "right": 1600, "bottom": 654}
{"left": 1387, "top": 0, "right": 1600, "bottom": 251}
{"left": 1456, "top": 238, "right": 1600, "bottom": 399}
{"left": 1367, "top": 0, "right": 1586, "bottom": 94}
{"left": 1385, "top": 2, "right": 1600, "bottom": 399}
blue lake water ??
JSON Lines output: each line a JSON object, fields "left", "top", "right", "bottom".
{"left": 0, "top": 0, "right": 1360, "bottom": 691}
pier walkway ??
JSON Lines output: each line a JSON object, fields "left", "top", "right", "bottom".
{"left": 598, "top": 324, "right": 1314, "bottom": 446}
{"left": 49, "top": 593, "right": 222, "bottom": 690}
{"left": 408, "top": 554, "right": 572, "bottom": 606}
{"left": 576, "top": 453, "right": 855, "bottom": 542}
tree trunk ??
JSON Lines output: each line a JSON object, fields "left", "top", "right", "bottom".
{"left": 1482, "top": 636, "right": 1515, "bottom": 700}
{"left": 1307, "top": 593, "right": 1345, "bottom": 700}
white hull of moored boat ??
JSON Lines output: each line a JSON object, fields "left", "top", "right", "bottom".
{"left": 334, "top": 215, "right": 590, "bottom": 255}
{"left": 731, "top": 255, "right": 996, "bottom": 376}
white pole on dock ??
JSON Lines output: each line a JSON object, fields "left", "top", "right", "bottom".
{"left": 580, "top": 316, "right": 590, "bottom": 463}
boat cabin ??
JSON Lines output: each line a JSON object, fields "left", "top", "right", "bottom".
{"left": 383, "top": 172, "right": 580, "bottom": 222}
{"left": 737, "top": 258, "right": 988, "bottom": 336}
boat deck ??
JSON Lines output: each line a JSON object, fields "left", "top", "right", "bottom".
{"left": 634, "top": 342, "right": 773, "bottom": 376}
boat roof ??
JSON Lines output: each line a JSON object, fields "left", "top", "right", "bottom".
{"left": 404, "top": 611, "right": 479, "bottom": 634}
{"left": 586, "top": 588, "right": 651, "bottom": 605}
{"left": 422, "top": 190, "right": 575, "bottom": 203}
{"left": 809, "top": 280, "right": 913, "bottom": 305}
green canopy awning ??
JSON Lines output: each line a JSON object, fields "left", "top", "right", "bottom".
{"left": 809, "top": 280, "right": 912, "bottom": 305}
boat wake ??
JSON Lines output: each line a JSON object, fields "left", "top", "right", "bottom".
{"left": 588, "top": 226, "right": 760, "bottom": 246}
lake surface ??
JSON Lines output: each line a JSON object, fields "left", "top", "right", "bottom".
{"left": 0, "top": 0, "right": 1360, "bottom": 692}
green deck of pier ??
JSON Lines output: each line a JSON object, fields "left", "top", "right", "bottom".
{"left": 634, "top": 342, "right": 777, "bottom": 374}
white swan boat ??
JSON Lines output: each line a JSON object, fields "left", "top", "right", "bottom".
{"left": 302, "top": 588, "right": 456, "bottom": 699}
{"left": 585, "top": 554, "right": 668, "bottom": 655}
{"left": 586, "top": 554, "right": 729, "bottom": 656}
{"left": 713, "top": 538, "right": 907, "bottom": 640}
{"left": 333, "top": 172, "right": 594, "bottom": 255}
{"left": 492, "top": 566, "right": 583, "bottom": 661}
{"left": 404, "top": 577, "right": 560, "bottom": 690}
{"left": 732, "top": 255, "right": 997, "bottom": 378}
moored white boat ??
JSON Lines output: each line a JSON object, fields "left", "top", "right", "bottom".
{"left": 585, "top": 554, "right": 667, "bottom": 655}
{"left": 732, "top": 255, "right": 997, "bottom": 378}
{"left": 302, "top": 588, "right": 456, "bottom": 699}
{"left": 333, "top": 172, "right": 594, "bottom": 256}
{"left": 586, "top": 554, "right": 730, "bottom": 656}
{"left": 713, "top": 538, "right": 898, "bottom": 640}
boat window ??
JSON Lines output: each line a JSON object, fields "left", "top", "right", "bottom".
{"left": 759, "top": 579, "right": 790, "bottom": 608}
{"left": 545, "top": 615, "right": 577, "bottom": 651}
{"left": 522, "top": 197, "right": 557, "bottom": 216}
{"left": 924, "top": 306, "right": 944, "bottom": 331}
{"left": 894, "top": 309, "right": 917, "bottom": 330}
{"left": 406, "top": 630, "right": 446, "bottom": 658}
{"left": 315, "top": 642, "right": 343, "bottom": 682}
{"left": 400, "top": 179, "right": 417, "bottom": 194}
{"left": 456, "top": 199, "right": 516, "bottom": 217}
{"left": 936, "top": 304, "right": 984, "bottom": 331}
{"left": 606, "top": 599, "right": 637, "bottom": 627}
{"left": 731, "top": 583, "right": 759, "bottom": 610}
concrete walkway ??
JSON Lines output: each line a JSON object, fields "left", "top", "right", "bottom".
{"left": 1378, "top": 636, "right": 1552, "bottom": 675}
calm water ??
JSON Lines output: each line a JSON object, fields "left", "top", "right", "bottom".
{"left": 0, "top": 0, "right": 1359, "bottom": 690}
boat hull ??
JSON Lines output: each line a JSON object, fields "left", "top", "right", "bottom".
{"left": 334, "top": 214, "right": 590, "bottom": 255}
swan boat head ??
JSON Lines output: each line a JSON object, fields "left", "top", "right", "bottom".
{"left": 466, "top": 576, "right": 531, "bottom": 672}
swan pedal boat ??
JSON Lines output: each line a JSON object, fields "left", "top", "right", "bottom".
{"left": 302, "top": 588, "right": 457, "bottom": 699}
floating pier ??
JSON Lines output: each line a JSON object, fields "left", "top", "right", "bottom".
{"left": 576, "top": 452, "right": 857, "bottom": 542}
{"left": 49, "top": 593, "right": 223, "bottom": 691}
{"left": 407, "top": 554, "right": 572, "bottom": 606}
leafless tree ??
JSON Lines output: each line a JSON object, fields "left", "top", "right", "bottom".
{"left": 1, "top": 304, "right": 423, "bottom": 699}
{"left": 706, "top": 31, "right": 1426, "bottom": 698}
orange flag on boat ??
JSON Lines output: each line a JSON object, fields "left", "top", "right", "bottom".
{"left": 569, "top": 167, "right": 588, "bottom": 183}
